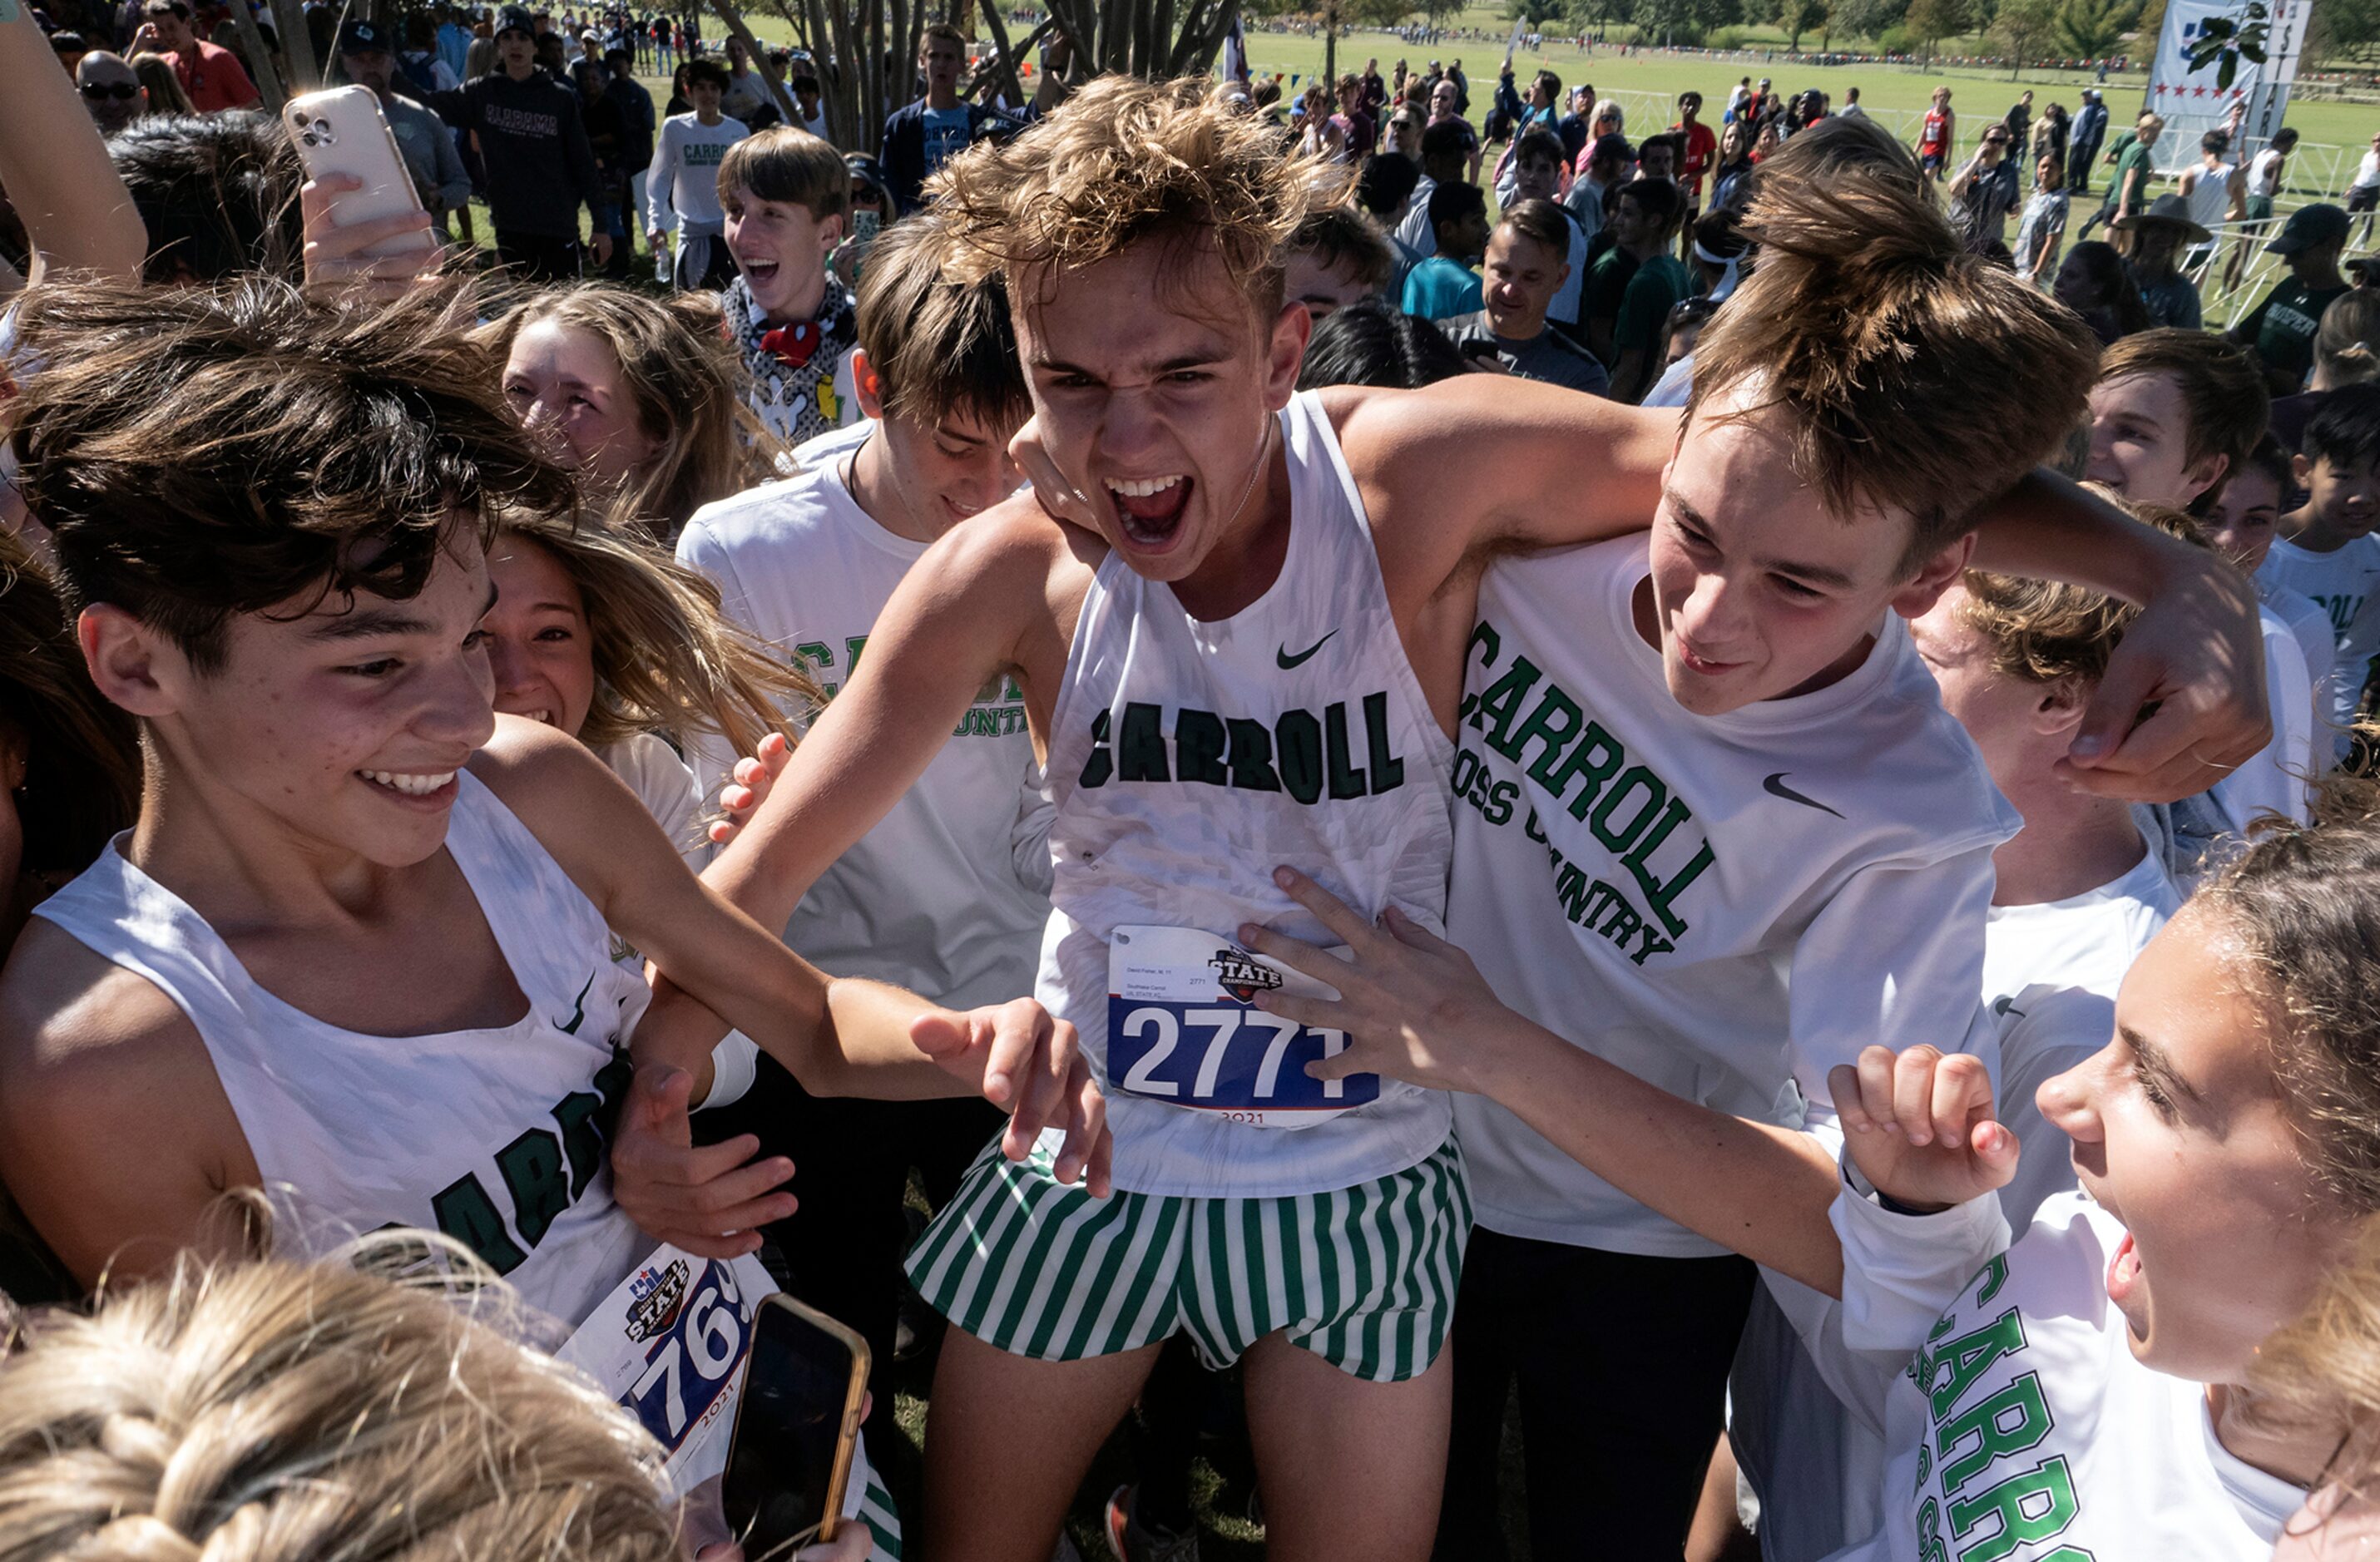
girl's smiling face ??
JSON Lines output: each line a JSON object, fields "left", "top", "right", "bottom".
{"left": 501, "top": 319, "right": 657, "bottom": 487}
{"left": 2038, "top": 904, "right": 2362, "bottom": 1384}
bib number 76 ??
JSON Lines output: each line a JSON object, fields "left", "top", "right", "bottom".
{"left": 626, "top": 1259, "right": 747, "bottom": 1449}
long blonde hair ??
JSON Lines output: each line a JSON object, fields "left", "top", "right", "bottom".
{"left": 126, "top": 52, "right": 195, "bottom": 116}
{"left": 476, "top": 285, "right": 778, "bottom": 536}
{"left": 0, "top": 1238, "right": 683, "bottom": 1562}
{"left": 2250, "top": 1212, "right": 2380, "bottom": 1489}
{"left": 492, "top": 512, "right": 819, "bottom": 759}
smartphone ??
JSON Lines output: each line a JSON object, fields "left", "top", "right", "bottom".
{"left": 851, "top": 208, "right": 883, "bottom": 245}
{"left": 281, "top": 87, "right": 437, "bottom": 260}
{"left": 721, "top": 1295, "right": 870, "bottom": 1560}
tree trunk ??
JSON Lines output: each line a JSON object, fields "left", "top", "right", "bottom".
{"left": 272, "top": 0, "right": 320, "bottom": 91}
{"left": 225, "top": 0, "right": 289, "bottom": 108}
{"left": 1324, "top": 0, "right": 1337, "bottom": 84}
{"left": 976, "top": 0, "right": 1025, "bottom": 103}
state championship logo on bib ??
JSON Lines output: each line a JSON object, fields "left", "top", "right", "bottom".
{"left": 559, "top": 1247, "right": 778, "bottom": 1495}
{"left": 1108, "top": 925, "right": 1378, "bottom": 1128}
{"left": 623, "top": 1258, "right": 692, "bottom": 1342}
{"left": 1209, "top": 946, "right": 1284, "bottom": 1003}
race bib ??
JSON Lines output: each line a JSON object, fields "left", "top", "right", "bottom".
{"left": 1106, "top": 925, "right": 1378, "bottom": 1127}
{"left": 557, "top": 1247, "right": 774, "bottom": 1494}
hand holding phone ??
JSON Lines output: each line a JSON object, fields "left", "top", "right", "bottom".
{"left": 284, "top": 87, "right": 438, "bottom": 296}
{"left": 721, "top": 1295, "right": 870, "bottom": 1561}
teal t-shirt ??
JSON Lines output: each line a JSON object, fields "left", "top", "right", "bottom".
{"left": 922, "top": 106, "right": 972, "bottom": 175}
{"left": 2104, "top": 139, "right": 2153, "bottom": 213}
{"left": 2244, "top": 278, "right": 2353, "bottom": 387}
{"left": 1615, "top": 253, "right": 1690, "bottom": 355}
{"left": 1582, "top": 245, "right": 1640, "bottom": 350}
{"left": 1403, "top": 254, "right": 1483, "bottom": 322}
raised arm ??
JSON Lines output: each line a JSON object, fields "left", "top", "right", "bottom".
{"left": 1338, "top": 384, "right": 2267, "bottom": 801}
{"left": 1968, "top": 468, "right": 2269, "bottom": 799}
{"left": 0, "top": 4, "right": 146, "bottom": 286}
{"left": 1325, "top": 378, "right": 1680, "bottom": 574}
{"left": 692, "top": 499, "right": 1082, "bottom": 937}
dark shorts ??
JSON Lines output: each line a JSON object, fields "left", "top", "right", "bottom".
{"left": 1436, "top": 1228, "right": 1757, "bottom": 1562}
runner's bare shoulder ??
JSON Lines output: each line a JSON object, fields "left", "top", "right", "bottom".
{"left": 922, "top": 487, "right": 1103, "bottom": 660}
{"left": 0, "top": 917, "right": 252, "bottom": 1283}
{"left": 0, "top": 917, "right": 214, "bottom": 1100}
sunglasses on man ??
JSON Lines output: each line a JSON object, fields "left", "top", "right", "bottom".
{"left": 82, "top": 81, "right": 141, "bottom": 99}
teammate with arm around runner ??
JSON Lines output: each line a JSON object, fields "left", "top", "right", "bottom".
{"left": 626, "top": 95, "right": 2275, "bottom": 1562}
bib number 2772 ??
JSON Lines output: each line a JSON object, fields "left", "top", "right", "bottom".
{"left": 1106, "top": 925, "right": 1379, "bottom": 1125}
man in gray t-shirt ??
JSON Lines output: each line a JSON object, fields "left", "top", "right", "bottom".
{"left": 1445, "top": 200, "right": 1611, "bottom": 397}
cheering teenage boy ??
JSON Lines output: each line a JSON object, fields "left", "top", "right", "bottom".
{"left": 1249, "top": 135, "right": 2098, "bottom": 1555}
{"left": 624, "top": 91, "right": 2273, "bottom": 1562}
{"left": 0, "top": 279, "right": 1104, "bottom": 1315}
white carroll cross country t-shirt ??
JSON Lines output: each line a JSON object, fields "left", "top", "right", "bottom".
{"left": 678, "top": 457, "right": 1049, "bottom": 1012}
{"left": 1449, "top": 536, "right": 2020, "bottom": 1258}
{"left": 645, "top": 111, "right": 747, "bottom": 237}
{"left": 2260, "top": 533, "right": 2380, "bottom": 754}
{"left": 1813, "top": 1188, "right": 2303, "bottom": 1562}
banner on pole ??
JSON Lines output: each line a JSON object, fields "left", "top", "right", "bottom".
{"left": 2248, "top": 0, "right": 2312, "bottom": 151}
{"left": 2140, "top": 0, "right": 2302, "bottom": 171}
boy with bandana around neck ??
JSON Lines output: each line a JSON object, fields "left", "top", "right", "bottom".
{"left": 715, "top": 126, "right": 861, "bottom": 447}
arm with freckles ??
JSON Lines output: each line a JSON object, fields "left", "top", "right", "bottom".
{"left": 1321, "top": 378, "right": 1681, "bottom": 573}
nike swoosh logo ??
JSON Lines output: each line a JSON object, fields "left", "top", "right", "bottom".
{"left": 557, "top": 971, "right": 596, "bottom": 1035}
{"left": 1277, "top": 629, "right": 1338, "bottom": 670}
{"left": 1762, "top": 771, "right": 1843, "bottom": 818}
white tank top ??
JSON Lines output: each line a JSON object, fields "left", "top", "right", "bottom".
{"left": 34, "top": 772, "right": 652, "bottom": 1327}
{"left": 2187, "top": 161, "right": 2234, "bottom": 229}
{"left": 1039, "top": 391, "right": 1456, "bottom": 1199}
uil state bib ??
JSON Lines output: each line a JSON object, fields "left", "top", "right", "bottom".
{"left": 1106, "top": 926, "right": 1374, "bottom": 1125}
{"left": 557, "top": 1248, "right": 778, "bottom": 1491}
{"left": 1037, "top": 391, "right": 1457, "bottom": 1199}
{"left": 558, "top": 1245, "right": 882, "bottom": 1528}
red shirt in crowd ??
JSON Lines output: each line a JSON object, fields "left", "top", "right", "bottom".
{"left": 172, "top": 38, "right": 260, "bottom": 114}
{"left": 1674, "top": 119, "right": 1718, "bottom": 197}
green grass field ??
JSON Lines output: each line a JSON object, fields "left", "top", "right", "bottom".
{"left": 695, "top": 0, "right": 2378, "bottom": 323}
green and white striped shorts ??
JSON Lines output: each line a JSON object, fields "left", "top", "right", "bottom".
{"left": 905, "top": 1136, "right": 1470, "bottom": 1383}
{"left": 853, "top": 1466, "right": 902, "bottom": 1560}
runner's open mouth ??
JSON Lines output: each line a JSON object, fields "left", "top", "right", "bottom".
{"left": 1107, "top": 474, "right": 1192, "bottom": 549}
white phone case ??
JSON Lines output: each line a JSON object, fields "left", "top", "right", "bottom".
{"left": 282, "top": 86, "right": 438, "bottom": 260}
